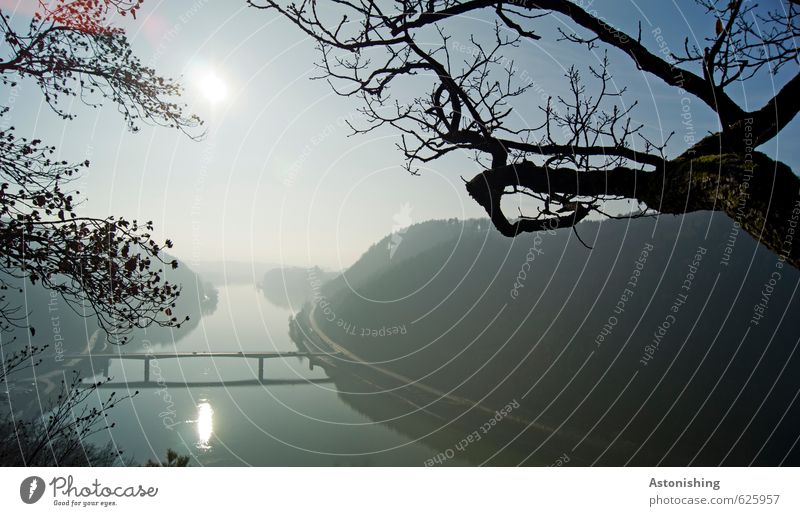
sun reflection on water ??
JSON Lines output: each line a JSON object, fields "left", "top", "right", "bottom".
{"left": 196, "top": 400, "right": 214, "bottom": 450}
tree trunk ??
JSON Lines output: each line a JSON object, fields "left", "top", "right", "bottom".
{"left": 466, "top": 150, "right": 800, "bottom": 268}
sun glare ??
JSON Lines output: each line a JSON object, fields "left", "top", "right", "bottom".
{"left": 198, "top": 71, "right": 228, "bottom": 104}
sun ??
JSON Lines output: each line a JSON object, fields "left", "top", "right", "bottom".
{"left": 198, "top": 71, "right": 228, "bottom": 104}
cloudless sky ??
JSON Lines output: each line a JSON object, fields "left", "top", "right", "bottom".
{"left": 3, "top": 0, "right": 798, "bottom": 272}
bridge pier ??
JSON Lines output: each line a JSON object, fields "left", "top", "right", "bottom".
{"left": 144, "top": 359, "right": 150, "bottom": 383}
{"left": 258, "top": 358, "right": 263, "bottom": 381}
{"left": 100, "top": 358, "right": 111, "bottom": 377}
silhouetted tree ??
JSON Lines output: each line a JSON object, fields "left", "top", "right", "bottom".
{"left": 0, "top": 0, "right": 202, "bottom": 355}
{"left": 254, "top": 0, "right": 800, "bottom": 266}
{"left": 0, "top": 0, "right": 201, "bottom": 467}
{"left": 145, "top": 448, "right": 191, "bottom": 467}
{"left": 0, "top": 372, "right": 135, "bottom": 466}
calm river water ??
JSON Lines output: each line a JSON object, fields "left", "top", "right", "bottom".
{"left": 97, "top": 284, "right": 453, "bottom": 466}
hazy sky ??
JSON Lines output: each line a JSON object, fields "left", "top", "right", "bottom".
{"left": 4, "top": 0, "right": 798, "bottom": 271}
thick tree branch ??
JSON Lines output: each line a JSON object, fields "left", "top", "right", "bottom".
{"left": 467, "top": 150, "right": 800, "bottom": 267}
{"left": 746, "top": 72, "right": 800, "bottom": 146}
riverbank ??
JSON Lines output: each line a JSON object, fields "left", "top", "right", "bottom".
{"left": 289, "top": 306, "right": 621, "bottom": 466}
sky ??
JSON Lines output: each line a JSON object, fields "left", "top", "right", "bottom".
{"left": 2, "top": 0, "right": 798, "bottom": 272}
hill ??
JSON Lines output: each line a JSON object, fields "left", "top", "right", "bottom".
{"left": 297, "top": 213, "right": 800, "bottom": 466}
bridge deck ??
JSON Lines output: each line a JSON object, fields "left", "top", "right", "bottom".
{"left": 63, "top": 351, "right": 336, "bottom": 360}
{"left": 97, "top": 378, "right": 334, "bottom": 388}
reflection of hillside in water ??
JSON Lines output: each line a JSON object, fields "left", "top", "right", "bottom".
{"left": 0, "top": 264, "right": 219, "bottom": 419}
{"left": 299, "top": 352, "right": 640, "bottom": 466}
{"left": 287, "top": 323, "right": 567, "bottom": 466}
{"left": 326, "top": 367, "right": 525, "bottom": 466}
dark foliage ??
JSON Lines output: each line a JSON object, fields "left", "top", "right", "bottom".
{"left": 254, "top": 0, "right": 800, "bottom": 266}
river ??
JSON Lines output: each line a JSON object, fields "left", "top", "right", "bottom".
{"left": 95, "top": 284, "right": 455, "bottom": 466}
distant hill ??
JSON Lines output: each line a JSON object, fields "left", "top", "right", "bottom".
{"left": 0, "top": 256, "right": 218, "bottom": 365}
{"left": 319, "top": 218, "right": 495, "bottom": 300}
{"left": 186, "top": 260, "right": 279, "bottom": 285}
{"left": 261, "top": 266, "right": 336, "bottom": 309}
{"left": 300, "top": 213, "right": 800, "bottom": 466}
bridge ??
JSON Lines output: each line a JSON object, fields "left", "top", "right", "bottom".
{"left": 97, "top": 378, "right": 335, "bottom": 389}
{"left": 63, "top": 351, "right": 337, "bottom": 383}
